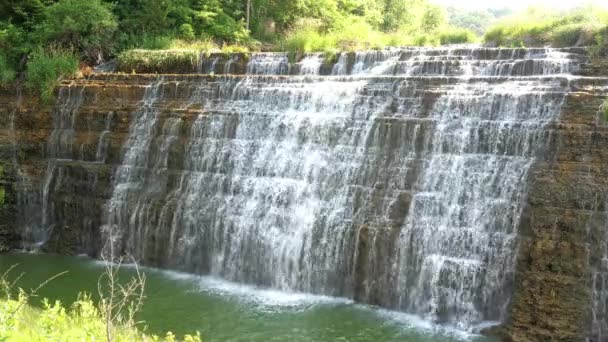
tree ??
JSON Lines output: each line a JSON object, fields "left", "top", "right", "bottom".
{"left": 0, "top": 0, "right": 57, "bottom": 31}
{"left": 421, "top": 4, "right": 446, "bottom": 32}
{"left": 35, "top": 0, "right": 117, "bottom": 62}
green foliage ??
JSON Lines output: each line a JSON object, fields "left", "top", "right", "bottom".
{"left": 283, "top": 28, "right": 336, "bottom": 57}
{"left": 0, "top": 22, "right": 31, "bottom": 68}
{"left": 0, "top": 0, "right": 49, "bottom": 32}
{"left": 439, "top": 27, "right": 478, "bottom": 45}
{"left": 25, "top": 48, "right": 78, "bottom": 103}
{"left": 0, "top": 55, "right": 15, "bottom": 84}
{"left": 603, "top": 97, "right": 608, "bottom": 121}
{"left": 34, "top": 0, "right": 117, "bottom": 62}
{"left": 117, "top": 49, "right": 201, "bottom": 74}
{"left": 138, "top": 35, "right": 176, "bottom": 50}
{"left": 179, "top": 24, "right": 196, "bottom": 41}
{"left": 0, "top": 260, "right": 201, "bottom": 341}
{"left": 111, "top": 0, "right": 249, "bottom": 44}
{"left": 116, "top": 39, "right": 253, "bottom": 73}
{"left": 483, "top": 5, "right": 608, "bottom": 47}
{"left": 7, "top": 0, "right": 607, "bottom": 103}
{"left": 589, "top": 26, "right": 608, "bottom": 56}
{"left": 447, "top": 7, "right": 504, "bottom": 36}
{"left": 421, "top": 5, "right": 447, "bottom": 32}
{"left": 0, "top": 293, "right": 202, "bottom": 341}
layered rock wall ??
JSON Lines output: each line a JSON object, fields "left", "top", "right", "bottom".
{"left": 506, "top": 80, "right": 608, "bottom": 340}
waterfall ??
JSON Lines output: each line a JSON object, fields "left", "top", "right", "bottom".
{"left": 247, "top": 53, "right": 290, "bottom": 75}
{"left": 95, "top": 111, "right": 114, "bottom": 163}
{"left": 102, "top": 79, "right": 166, "bottom": 257}
{"left": 7, "top": 87, "right": 37, "bottom": 248}
{"left": 297, "top": 54, "right": 324, "bottom": 75}
{"left": 394, "top": 79, "right": 568, "bottom": 328}
{"left": 98, "top": 47, "right": 582, "bottom": 331}
{"left": 20, "top": 86, "right": 85, "bottom": 248}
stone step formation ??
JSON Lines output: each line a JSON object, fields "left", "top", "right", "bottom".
{"left": 1, "top": 47, "right": 608, "bottom": 341}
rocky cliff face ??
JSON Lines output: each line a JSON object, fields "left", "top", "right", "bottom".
{"left": 1, "top": 48, "right": 608, "bottom": 340}
{"left": 506, "top": 77, "right": 608, "bottom": 341}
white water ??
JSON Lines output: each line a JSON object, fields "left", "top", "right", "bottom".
{"left": 89, "top": 255, "right": 479, "bottom": 340}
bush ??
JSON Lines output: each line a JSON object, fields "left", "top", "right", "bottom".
{"left": 117, "top": 49, "right": 201, "bottom": 74}
{"left": 35, "top": 0, "right": 117, "bottom": 62}
{"left": 179, "top": 24, "right": 196, "bottom": 41}
{"left": 590, "top": 26, "right": 608, "bottom": 56}
{"left": 283, "top": 28, "right": 336, "bottom": 57}
{"left": 134, "top": 35, "right": 175, "bottom": 50}
{"left": 439, "top": 27, "right": 478, "bottom": 45}
{"left": 0, "top": 268, "right": 201, "bottom": 342}
{"left": 0, "top": 23, "right": 30, "bottom": 69}
{"left": 0, "top": 55, "right": 15, "bottom": 84}
{"left": 25, "top": 49, "right": 78, "bottom": 103}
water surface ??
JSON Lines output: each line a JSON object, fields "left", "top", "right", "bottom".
{"left": 0, "top": 252, "right": 493, "bottom": 341}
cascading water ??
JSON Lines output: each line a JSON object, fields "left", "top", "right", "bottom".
{"left": 21, "top": 86, "right": 85, "bottom": 248}
{"left": 96, "top": 47, "right": 583, "bottom": 332}
{"left": 7, "top": 87, "right": 39, "bottom": 248}
{"left": 102, "top": 79, "right": 165, "bottom": 257}
{"left": 247, "top": 53, "right": 290, "bottom": 75}
{"left": 95, "top": 111, "right": 114, "bottom": 163}
{"left": 394, "top": 78, "right": 569, "bottom": 329}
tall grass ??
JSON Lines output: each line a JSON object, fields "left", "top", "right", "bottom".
{"left": 116, "top": 49, "right": 201, "bottom": 74}
{"left": 484, "top": 5, "right": 608, "bottom": 47}
{"left": 25, "top": 48, "right": 78, "bottom": 103}
{"left": 281, "top": 16, "right": 478, "bottom": 57}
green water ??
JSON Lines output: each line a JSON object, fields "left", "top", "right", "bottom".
{"left": 0, "top": 252, "right": 493, "bottom": 341}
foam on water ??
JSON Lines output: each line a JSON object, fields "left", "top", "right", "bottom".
{"left": 87, "top": 255, "right": 482, "bottom": 340}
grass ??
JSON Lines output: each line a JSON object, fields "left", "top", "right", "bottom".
{"left": 281, "top": 17, "right": 478, "bottom": 59}
{"left": 603, "top": 97, "right": 608, "bottom": 121}
{"left": 25, "top": 48, "right": 78, "bottom": 103}
{"left": 483, "top": 5, "right": 608, "bottom": 47}
{"left": 116, "top": 38, "right": 253, "bottom": 73}
{"left": 439, "top": 27, "right": 479, "bottom": 45}
{"left": 117, "top": 49, "right": 201, "bottom": 74}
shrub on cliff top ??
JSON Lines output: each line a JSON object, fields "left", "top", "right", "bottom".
{"left": 484, "top": 5, "right": 608, "bottom": 47}
{"left": 25, "top": 48, "right": 78, "bottom": 103}
{"left": 117, "top": 49, "right": 201, "bottom": 74}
